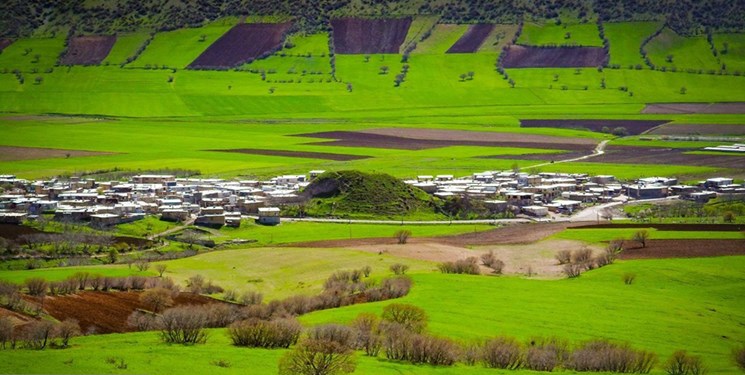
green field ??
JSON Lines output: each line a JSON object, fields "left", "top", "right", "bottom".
{"left": 128, "top": 18, "right": 237, "bottom": 69}
{"left": 476, "top": 24, "right": 520, "bottom": 53}
{"left": 411, "top": 24, "right": 469, "bottom": 54}
{"left": 552, "top": 227, "right": 745, "bottom": 243}
{"left": 714, "top": 33, "right": 745, "bottom": 72}
{"left": 646, "top": 28, "right": 721, "bottom": 71}
{"left": 604, "top": 22, "right": 661, "bottom": 67}
{"left": 519, "top": 22, "right": 603, "bottom": 47}
{"left": 102, "top": 32, "right": 151, "bottom": 65}
{"left": 0, "top": 35, "right": 66, "bottom": 72}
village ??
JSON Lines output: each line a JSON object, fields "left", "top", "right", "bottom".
{"left": 0, "top": 170, "right": 742, "bottom": 228}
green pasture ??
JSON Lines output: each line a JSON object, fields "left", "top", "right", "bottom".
{"left": 646, "top": 28, "right": 721, "bottom": 71}
{"left": 102, "top": 32, "right": 151, "bottom": 65}
{"left": 399, "top": 15, "right": 440, "bottom": 53}
{"left": 519, "top": 22, "right": 603, "bottom": 47}
{"left": 0, "top": 265, "right": 149, "bottom": 285}
{"left": 714, "top": 33, "right": 745, "bottom": 72}
{"left": 0, "top": 35, "right": 66, "bottom": 72}
{"left": 476, "top": 24, "right": 520, "bottom": 53}
{"left": 128, "top": 19, "right": 237, "bottom": 69}
{"left": 604, "top": 22, "right": 661, "bottom": 67}
{"left": 303, "top": 256, "right": 745, "bottom": 374}
{"left": 552, "top": 227, "right": 744, "bottom": 244}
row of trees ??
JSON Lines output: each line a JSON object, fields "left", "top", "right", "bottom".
{"left": 0, "top": 317, "right": 80, "bottom": 350}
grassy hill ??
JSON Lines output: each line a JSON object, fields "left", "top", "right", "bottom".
{"left": 303, "top": 170, "right": 440, "bottom": 219}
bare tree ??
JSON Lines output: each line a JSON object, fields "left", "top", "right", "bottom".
{"left": 159, "top": 305, "right": 208, "bottom": 344}
{"left": 135, "top": 259, "right": 150, "bottom": 272}
{"left": 155, "top": 264, "right": 167, "bottom": 277}
{"left": 389, "top": 263, "right": 409, "bottom": 275}
{"left": 554, "top": 250, "right": 571, "bottom": 265}
{"left": 140, "top": 287, "right": 174, "bottom": 313}
{"left": 25, "top": 278, "right": 48, "bottom": 297}
{"left": 480, "top": 251, "right": 505, "bottom": 274}
{"left": 381, "top": 303, "right": 427, "bottom": 333}
{"left": 0, "top": 316, "right": 13, "bottom": 349}
{"left": 632, "top": 230, "right": 649, "bottom": 248}
{"left": 187, "top": 274, "right": 205, "bottom": 294}
{"left": 56, "top": 319, "right": 80, "bottom": 348}
{"left": 395, "top": 230, "right": 411, "bottom": 244}
{"left": 23, "top": 320, "right": 56, "bottom": 349}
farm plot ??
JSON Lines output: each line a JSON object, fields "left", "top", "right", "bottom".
{"left": 648, "top": 123, "right": 745, "bottom": 135}
{"left": 59, "top": 36, "right": 116, "bottom": 65}
{"left": 619, "top": 239, "right": 745, "bottom": 259}
{"left": 189, "top": 22, "right": 292, "bottom": 69}
{"left": 477, "top": 24, "right": 520, "bottom": 53}
{"left": 39, "top": 291, "right": 223, "bottom": 334}
{"left": 714, "top": 33, "right": 745, "bottom": 72}
{"left": 206, "top": 148, "right": 370, "bottom": 161}
{"left": 519, "top": 22, "right": 603, "bottom": 47}
{"left": 446, "top": 24, "right": 495, "bottom": 53}
{"left": 642, "top": 102, "right": 745, "bottom": 114}
{"left": 501, "top": 45, "right": 608, "bottom": 67}
{"left": 520, "top": 119, "right": 669, "bottom": 135}
{"left": 410, "top": 24, "right": 468, "bottom": 54}
{"left": 0, "top": 146, "right": 113, "bottom": 161}
{"left": 297, "top": 128, "right": 598, "bottom": 151}
{"left": 331, "top": 18, "right": 412, "bottom": 54}
{"left": 0, "top": 39, "right": 12, "bottom": 51}
{"left": 645, "top": 28, "right": 720, "bottom": 71}
{"left": 0, "top": 36, "right": 66, "bottom": 71}
{"left": 603, "top": 22, "right": 661, "bottom": 67}
{"left": 583, "top": 145, "right": 745, "bottom": 168}
{"left": 398, "top": 15, "right": 440, "bottom": 53}
{"left": 102, "top": 32, "right": 151, "bottom": 65}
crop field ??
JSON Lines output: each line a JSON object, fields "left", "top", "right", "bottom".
{"left": 59, "top": 36, "right": 116, "bottom": 65}
{"left": 603, "top": 22, "right": 662, "bottom": 67}
{"left": 646, "top": 28, "right": 721, "bottom": 71}
{"left": 128, "top": 18, "right": 238, "bottom": 69}
{"left": 101, "top": 32, "right": 151, "bottom": 65}
{"left": 331, "top": 18, "right": 412, "bottom": 54}
{"left": 410, "top": 24, "right": 469, "bottom": 54}
{"left": 189, "top": 22, "right": 292, "bottom": 69}
{"left": 476, "top": 24, "right": 520, "bottom": 53}
{"left": 446, "top": 24, "right": 494, "bottom": 53}
{"left": 519, "top": 22, "right": 603, "bottom": 47}
{"left": 502, "top": 45, "right": 608, "bottom": 68}
{"left": 0, "top": 35, "right": 66, "bottom": 72}
{"left": 714, "top": 33, "right": 745, "bottom": 72}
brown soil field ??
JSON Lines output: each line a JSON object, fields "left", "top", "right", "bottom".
{"left": 0, "top": 146, "right": 113, "bottom": 162}
{"left": 502, "top": 45, "right": 608, "bottom": 68}
{"left": 447, "top": 24, "right": 495, "bottom": 53}
{"left": 0, "top": 306, "right": 35, "bottom": 327}
{"left": 0, "top": 39, "right": 12, "bottom": 51}
{"left": 642, "top": 103, "right": 745, "bottom": 114}
{"left": 189, "top": 22, "right": 292, "bottom": 69}
{"left": 648, "top": 123, "right": 745, "bottom": 135}
{"left": 588, "top": 146, "right": 745, "bottom": 168}
{"left": 296, "top": 128, "right": 597, "bottom": 152}
{"left": 59, "top": 36, "right": 116, "bottom": 65}
{"left": 207, "top": 148, "right": 370, "bottom": 161}
{"left": 520, "top": 119, "right": 669, "bottom": 135}
{"left": 574, "top": 223, "right": 745, "bottom": 231}
{"left": 331, "top": 18, "right": 412, "bottom": 54}
{"left": 619, "top": 239, "right": 745, "bottom": 259}
{"left": 39, "top": 291, "right": 222, "bottom": 334}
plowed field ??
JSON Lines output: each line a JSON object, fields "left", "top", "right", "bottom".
{"left": 521, "top": 119, "right": 669, "bottom": 135}
{"left": 189, "top": 22, "right": 291, "bottom": 69}
{"left": 447, "top": 24, "right": 495, "bottom": 53}
{"left": 59, "top": 36, "right": 116, "bottom": 65}
{"left": 502, "top": 45, "right": 608, "bottom": 68}
{"left": 331, "top": 18, "right": 412, "bottom": 54}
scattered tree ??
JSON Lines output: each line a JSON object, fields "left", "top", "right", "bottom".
{"left": 159, "top": 305, "right": 208, "bottom": 344}
{"left": 680, "top": 86, "right": 687, "bottom": 95}
{"left": 389, "top": 263, "right": 409, "bottom": 275}
{"left": 632, "top": 230, "right": 649, "bottom": 248}
{"left": 155, "top": 264, "right": 167, "bottom": 277}
{"left": 381, "top": 303, "right": 427, "bottom": 333}
{"left": 623, "top": 272, "right": 637, "bottom": 285}
{"left": 379, "top": 66, "right": 389, "bottom": 74}
{"left": 664, "top": 350, "right": 706, "bottom": 375}
{"left": 57, "top": 319, "right": 81, "bottom": 348}
{"left": 395, "top": 230, "right": 411, "bottom": 245}
{"left": 278, "top": 338, "right": 356, "bottom": 375}
{"left": 480, "top": 251, "right": 505, "bottom": 274}
{"left": 140, "top": 287, "right": 173, "bottom": 313}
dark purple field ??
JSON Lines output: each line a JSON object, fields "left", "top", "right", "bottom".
{"left": 502, "top": 45, "right": 608, "bottom": 68}
{"left": 189, "top": 22, "right": 292, "bottom": 69}
{"left": 520, "top": 119, "right": 669, "bottom": 135}
{"left": 59, "top": 36, "right": 116, "bottom": 65}
{"left": 447, "top": 24, "right": 495, "bottom": 53}
{"left": 331, "top": 18, "right": 412, "bottom": 54}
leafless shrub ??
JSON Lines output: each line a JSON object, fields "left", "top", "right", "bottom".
{"left": 632, "top": 230, "right": 649, "bottom": 248}
{"left": 623, "top": 273, "right": 637, "bottom": 285}
{"left": 71, "top": 272, "right": 90, "bottom": 290}
{"left": 140, "top": 288, "right": 173, "bottom": 313}
{"left": 408, "top": 334, "right": 459, "bottom": 366}
{"left": 555, "top": 249, "right": 572, "bottom": 265}
{"left": 24, "top": 278, "right": 48, "bottom": 297}
{"left": 135, "top": 259, "right": 150, "bottom": 272}
{"left": 0, "top": 316, "right": 13, "bottom": 349}
{"left": 23, "top": 320, "right": 56, "bottom": 349}
{"left": 361, "top": 265, "right": 372, "bottom": 277}
{"left": 56, "top": 319, "right": 80, "bottom": 348}
{"left": 127, "top": 310, "right": 160, "bottom": 331}
{"left": 379, "top": 276, "right": 412, "bottom": 299}
{"left": 438, "top": 257, "right": 480, "bottom": 275}
{"left": 187, "top": 274, "right": 205, "bottom": 294}
{"left": 155, "top": 264, "right": 167, "bottom": 277}
{"left": 351, "top": 313, "right": 381, "bottom": 357}
{"left": 567, "top": 339, "right": 657, "bottom": 373}
{"left": 308, "top": 324, "right": 357, "bottom": 351}
{"left": 733, "top": 345, "right": 745, "bottom": 371}
{"left": 563, "top": 263, "right": 583, "bottom": 278}
{"left": 482, "top": 336, "right": 523, "bottom": 369}
{"left": 381, "top": 303, "right": 427, "bottom": 333}
{"left": 571, "top": 247, "right": 593, "bottom": 264}
{"left": 159, "top": 305, "right": 208, "bottom": 344}
{"left": 204, "top": 303, "right": 238, "bottom": 328}
{"left": 395, "top": 230, "right": 412, "bottom": 244}
{"left": 381, "top": 322, "right": 413, "bottom": 360}
{"left": 279, "top": 338, "right": 356, "bottom": 375}
{"left": 390, "top": 263, "right": 409, "bottom": 275}
{"left": 89, "top": 275, "right": 104, "bottom": 291}
{"left": 228, "top": 318, "right": 302, "bottom": 348}
{"left": 461, "top": 342, "right": 480, "bottom": 366}
{"left": 203, "top": 281, "right": 224, "bottom": 295}
{"left": 664, "top": 350, "right": 706, "bottom": 375}
{"left": 102, "top": 277, "right": 115, "bottom": 291}
{"left": 240, "top": 290, "right": 264, "bottom": 306}
{"left": 481, "top": 251, "right": 505, "bottom": 274}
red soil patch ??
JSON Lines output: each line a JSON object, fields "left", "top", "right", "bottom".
{"left": 0, "top": 146, "right": 113, "bottom": 162}
{"left": 189, "top": 22, "right": 292, "bottom": 69}
{"left": 642, "top": 103, "right": 745, "bottom": 114}
{"left": 648, "top": 123, "right": 745, "bottom": 135}
{"left": 59, "top": 36, "right": 116, "bottom": 65}
{"left": 0, "top": 39, "right": 12, "bottom": 51}
{"left": 447, "top": 24, "right": 495, "bottom": 53}
{"left": 207, "top": 148, "right": 370, "bottom": 161}
{"left": 40, "top": 291, "right": 221, "bottom": 334}
{"left": 296, "top": 128, "right": 596, "bottom": 152}
{"left": 331, "top": 18, "right": 412, "bottom": 54}
{"left": 618, "top": 239, "right": 745, "bottom": 259}
{"left": 502, "top": 45, "right": 608, "bottom": 68}
{"left": 520, "top": 119, "right": 670, "bottom": 135}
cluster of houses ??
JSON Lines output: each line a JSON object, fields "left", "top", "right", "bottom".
{"left": 0, "top": 170, "right": 742, "bottom": 226}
